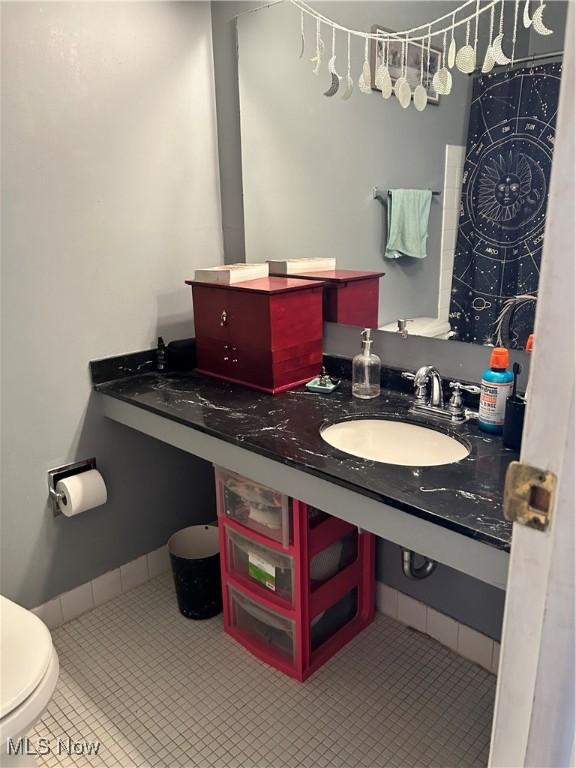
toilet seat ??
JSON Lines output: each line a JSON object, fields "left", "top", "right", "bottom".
{"left": 0, "top": 596, "right": 59, "bottom": 750}
{"left": 0, "top": 648, "right": 59, "bottom": 750}
{"left": 0, "top": 597, "right": 53, "bottom": 719}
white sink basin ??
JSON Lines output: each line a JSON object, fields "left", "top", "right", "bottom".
{"left": 320, "top": 419, "right": 470, "bottom": 467}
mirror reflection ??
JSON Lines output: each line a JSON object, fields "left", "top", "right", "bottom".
{"left": 237, "top": 1, "right": 567, "bottom": 348}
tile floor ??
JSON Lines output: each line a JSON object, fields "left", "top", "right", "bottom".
{"left": 30, "top": 574, "right": 496, "bottom": 768}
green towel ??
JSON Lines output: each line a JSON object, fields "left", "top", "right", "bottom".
{"left": 385, "top": 189, "right": 433, "bottom": 259}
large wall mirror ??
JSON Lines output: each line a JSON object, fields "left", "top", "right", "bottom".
{"left": 236, "top": 0, "right": 567, "bottom": 349}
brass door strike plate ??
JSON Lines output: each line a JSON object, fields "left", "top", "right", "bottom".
{"left": 504, "top": 461, "right": 557, "bottom": 531}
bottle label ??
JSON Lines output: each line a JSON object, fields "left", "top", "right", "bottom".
{"left": 479, "top": 380, "right": 513, "bottom": 426}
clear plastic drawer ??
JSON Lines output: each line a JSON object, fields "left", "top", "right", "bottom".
{"left": 226, "top": 526, "right": 295, "bottom": 604}
{"left": 228, "top": 586, "right": 295, "bottom": 664}
{"left": 216, "top": 467, "right": 291, "bottom": 546}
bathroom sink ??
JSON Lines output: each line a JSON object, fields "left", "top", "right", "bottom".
{"left": 320, "top": 418, "right": 470, "bottom": 467}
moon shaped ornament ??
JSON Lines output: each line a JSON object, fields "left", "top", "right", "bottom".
{"left": 394, "top": 77, "right": 412, "bottom": 109}
{"left": 399, "top": 81, "right": 412, "bottom": 109}
{"left": 298, "top": 33, "right": 305, "bottom": 59}
{"left": 359, "top": 71, "right": 372, "bottom": 94}
{"left": 491, "top": 33, "right": 511, "bottom": 65}
{"left": 323, "top": 72, "right": 340, "bottom": 97}
{"left": 448, "top": 36, "right": 456, "bottom": 68}
{"left": 435, "top": 67, "right": 452, "bottom": 96}
{"left": 375, "top": 62, "right": 387, "bottom": 90}
{"left": 456, "top": 44, "right": 476, "bottom": 73}
{"left": 532, "top": 4, "right": 553, "bottom": 35}
{"left": 523, "top": 0, "right": 533, "bottom": 28}
{"left": 393, "top": 75, "right": 406, "bottom": 101}
{"left": 413, "top": 84, "right": 428, "bottom": 111}
{"left": 380, "top": 69, "right": 393, "bottom": 99}
{"left": 481, "top": 44, "right": 495, "bottom": 73}
{"left": 310, "top": 26, "right": 325, "bottom": 76}
{"left": 341, "top": 73, "right": 354, "bottom": 100}
{"left": 362, "top": 59, "right": 371, "bottom": 83}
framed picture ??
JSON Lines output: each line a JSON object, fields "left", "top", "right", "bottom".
{"left": 370, "top": 25, "right": 441, "bottom": 105}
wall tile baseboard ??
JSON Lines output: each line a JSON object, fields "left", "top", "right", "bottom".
{"left": 32, "top": 546, "right": 171, "bottom": 629}
{"left": 376, "top": 583, "right": 500, "bottom": 676}
{"left": 34, "top": 552, "right": 499, "bottom": 678}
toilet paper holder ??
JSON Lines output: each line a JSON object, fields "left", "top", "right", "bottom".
{"left": 48, "top": 457, "right": 97, "bottom": 517}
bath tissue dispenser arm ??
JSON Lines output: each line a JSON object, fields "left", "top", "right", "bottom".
{"left": 48, "top": 457, "right": 97, "bottom": 517}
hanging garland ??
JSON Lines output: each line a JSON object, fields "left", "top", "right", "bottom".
{"left": 289, "top": 0, "right": 555, "bottom": 110}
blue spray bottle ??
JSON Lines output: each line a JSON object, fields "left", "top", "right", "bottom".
{"left": 478, "top": 348, "right": 514, "bottom": 434}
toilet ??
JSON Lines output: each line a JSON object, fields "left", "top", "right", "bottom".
{"left": 0, "top": 597, "right": 59, "bottom": 767}
{"left": 380, "top": 317, "right": 452, "bottom": 339}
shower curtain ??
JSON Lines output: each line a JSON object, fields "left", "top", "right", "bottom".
{"left": 449, "top": 62, "right": 562, "bottom": 348}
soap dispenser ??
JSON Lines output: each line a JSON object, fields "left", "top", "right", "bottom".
{"left": 352, "top": 328, "right": 381, "bottom": 399}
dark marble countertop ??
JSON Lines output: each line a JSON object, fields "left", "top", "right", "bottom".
{"left": 94, "top": 369, "right": 515, "bottom": 552}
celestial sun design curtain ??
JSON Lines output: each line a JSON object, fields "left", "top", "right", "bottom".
{"left": 449, "top": 62, "right": 562, "bottom": 348}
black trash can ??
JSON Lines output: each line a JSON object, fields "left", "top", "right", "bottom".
{"left": 168, "top": 525, "right": 222, "bottom": 619}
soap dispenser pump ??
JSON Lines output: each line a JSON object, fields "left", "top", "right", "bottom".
{"left": 352, "top": 328, "right": 381, "bottom": 400}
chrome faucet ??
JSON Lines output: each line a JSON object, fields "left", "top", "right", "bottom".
{"left": 402, "top": 366, "right": 480, "bottom": 423}
{"left": 414, "top": 365, "right": 444, "bottom": 407}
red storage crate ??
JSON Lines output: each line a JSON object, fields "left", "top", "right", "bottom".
{"left": 215, "top": 466, "right": 375, "bottom": 681}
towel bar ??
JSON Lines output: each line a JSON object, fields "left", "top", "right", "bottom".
{"left": 373, "top": 188, "right": 440, "bottom": 205}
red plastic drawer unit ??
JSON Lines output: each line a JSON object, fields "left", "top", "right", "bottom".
{"left": 266, "top": 269, "right": 384, "bottom": 328}
{"left": 185, "top": 276, "right": 325, "bottom": 394}
{"left": 215, "top": 466, "right": 375, "bottom": 682}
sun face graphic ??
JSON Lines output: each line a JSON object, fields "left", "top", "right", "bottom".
{"left": 478, "top": 152, "right": 533, "bottom": 223}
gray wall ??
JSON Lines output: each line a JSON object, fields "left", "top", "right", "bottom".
{"left": 377, "top": 540, "right": 506, "bottom": 640}
{"left": 1, "top": 1, "right": 223, "bottom": 608}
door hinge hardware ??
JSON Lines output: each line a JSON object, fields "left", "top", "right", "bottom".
{"left": 503, "top": 461, "right": 557, "bottom": 531}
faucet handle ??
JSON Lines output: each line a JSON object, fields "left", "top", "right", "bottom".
{"left": 449, "top": 381, "right": 481, "bottom": 395}
{"left": 402, "top": 370, "right": 427, "bottom": 404}
{"left": 448, "top": 381, "right": 481, "bottom": 416}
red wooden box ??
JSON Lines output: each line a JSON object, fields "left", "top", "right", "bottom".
{"left": 215, "top": 466, "right": 375, "bottom": 682}
{"left": 186, "top": 277, "right": 325, "bottom": 394}
{"left": 268, "top": 269, "right": 384, "bottom": 328}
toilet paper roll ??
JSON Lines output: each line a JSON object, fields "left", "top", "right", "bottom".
{"left": 56, "top": 469, "right": 107, "bottom": 517}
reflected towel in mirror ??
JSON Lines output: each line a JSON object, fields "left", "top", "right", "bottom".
{"left": 385, "top": 189, "right": 432, "bottom": 259}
